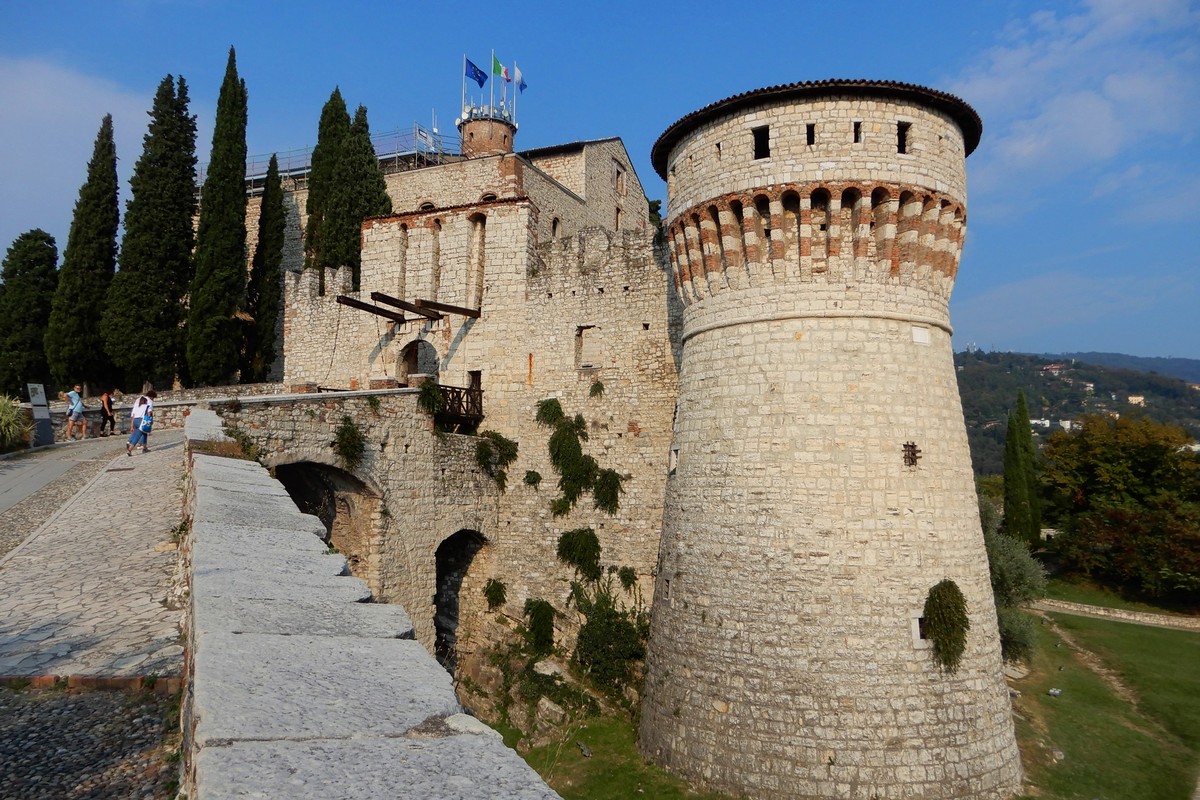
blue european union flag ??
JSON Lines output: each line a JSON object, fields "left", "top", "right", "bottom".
{"left": 465, "top": 59, "right": 488, "bottom": 88}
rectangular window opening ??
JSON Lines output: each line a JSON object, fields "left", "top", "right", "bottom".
{"left": 897, "top": 121, "right": 911, "bottom": 154}
{"left": 853, "top": 121, "right": 862, "bottom": 143}
{"left": 806, "top": 123, "right": 815, "bottom": 146}
{"left": 752, "top": 125, "right": 770, "bottom": 159}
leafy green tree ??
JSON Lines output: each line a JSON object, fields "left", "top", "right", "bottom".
{"left": 303, "top": 87, "right": 350, "bottom": 281}
{"left": 321, "top": 104, "right": 391, "bottom": 289}
{"left": 44, "top": 115, "right": 119, "bottom": 390}
{"left": 103, "top": 76, "right": 197, "bottom": 388}
{"left": 242, "top": 154, "right": 285, "bottom": 382}
{"left": 188, "top": 47, "right": 248, "bottom": 385}
{"left": 1002, "top": 391, "right": 1040, "bottom": 545}
{"left": 0, "top": 230, "right": 58, "bottom": 396}
{"left": 1043, "top": 414, "right": 1200, "bottom": 602}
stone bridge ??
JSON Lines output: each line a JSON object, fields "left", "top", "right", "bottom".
{"left": 182, "top": 408, "right": 558, "bottom": 798}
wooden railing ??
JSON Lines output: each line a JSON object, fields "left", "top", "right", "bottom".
{"left": 437, "top": 385, "right": 483, "bottom": 430}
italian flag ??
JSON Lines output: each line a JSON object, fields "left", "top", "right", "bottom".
{"left": 492, "top": 54, "right": 511, "bottom": 82}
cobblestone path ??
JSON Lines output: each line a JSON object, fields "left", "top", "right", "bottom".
{"left": 0, "top": 432, "right": 186, "bottom": 798}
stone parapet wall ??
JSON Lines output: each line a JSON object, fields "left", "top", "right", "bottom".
{"left": 180, "top": 410, "right": 560, "bottom": 799}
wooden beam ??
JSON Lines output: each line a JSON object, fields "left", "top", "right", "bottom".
{"left": 369, "top": 292, "right": 441, "bottom": 320}
{"left": 335, "top": 295, "right": 405, "bottom": 324}
{"left": 413, "top": 298, "right": 481, "bottom": 319}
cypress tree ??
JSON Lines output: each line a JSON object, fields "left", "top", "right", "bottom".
{"left": 1002, "top": 391, "right": 1040, "bottom": 545}
{"left": 0, "top": 230, "right": 59, "bottom": 396}
{"left": 242, "top": 154, "right": 285, "bottom": 382}
{"left": 322, "top": 104, "right": 392, "bottom": 288}
{"left": 188, "top": 47, "right": 249, "bottom": 385}
{"left": 303, "top": 87, "right": 350, "bottom": 283}
{"left": 44, "top": 115, "right": 119, "bottom": 390}
{"left": 102, "top": 76, "right": 198, "bottom": 389}
{"left": 1015, "top": 391, "right": 1042, "bottom": 535}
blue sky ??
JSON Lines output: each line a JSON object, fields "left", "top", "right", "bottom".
{"left": 2, "top": 0, "right": 1197, "bottom": 358}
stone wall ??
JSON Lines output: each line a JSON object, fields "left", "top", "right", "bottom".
{"left": 639, "top": 84, "right": 1021, "bottom": 800}
{"left": 180, "top": 409, "right": 559, "bottom": 799}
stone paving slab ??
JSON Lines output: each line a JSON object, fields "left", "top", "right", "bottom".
{"left": 192, "top": 539, "right": 349, "bottom": 579}
{"left": 192, "top": 519, "right": 330, "bottom": 550}
{"left": 192, "top": 632, "right": 460, "bottom": 744}
{"left": 0, "top": 431, "right": 185, "bottom": 681}
{"left": 191, "top": 571, "right": 373, "bottom": 603}
{"left": 194, "top": 733, "right": 563, "bottom": 800}
{"left": 192, "top": 595, "right": 414, "bottom": 639}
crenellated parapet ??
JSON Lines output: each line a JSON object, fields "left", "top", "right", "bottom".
{"left": 666, "top": 180, "right": 965, "bottom": 304}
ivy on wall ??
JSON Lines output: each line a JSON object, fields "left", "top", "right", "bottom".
{"left": 924, "top": 579, "right": 971, "bottom": 673}
{"left": 535, "top": 398, "right": 625, "bottom": 517}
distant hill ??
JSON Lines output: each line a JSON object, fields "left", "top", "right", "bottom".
{"left": 955, "top": 350, "right": 1200, "bottom": 475}
{"left": 1044, "top": 352, "right": 1200, "bottom": 384}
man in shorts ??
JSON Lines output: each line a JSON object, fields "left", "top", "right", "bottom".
{"left": 64, "top": 384, "right": 86, "bottom": 441}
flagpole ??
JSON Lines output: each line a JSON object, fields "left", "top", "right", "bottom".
{"left": 461, "top": 54, "right": 466, "bottom": 118}
{"left": 489, "top": 49, "right": 495, "bottom": 114}
{"left": 513, "top": 61, "right": 518, "bottom": 122}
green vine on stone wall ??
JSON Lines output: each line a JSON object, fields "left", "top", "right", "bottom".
{"left": 524, "top": 470, "right": 542, "bottom": 488}
{"left": 483, "top": 578, "right": 507, "bottom": 611}
{"left": 589, "top": 380, "right": 605, "bottom": 398}
{"left": 417, "top": 378, "right": 446, "bottom": 417}
{"left": 535, "top": 398, "right": 624, "bottom": 517}
{"left": 475, "top": 430, "right": 519, "bottom": 491}
{"left": 924, "top": 579, "right": 971, "bottom": 673}
{"left": 557, "top": 528, "right": 602, "bottom": 581}
{"left": 333, "top": 415, "right": 366, "bottom": 471}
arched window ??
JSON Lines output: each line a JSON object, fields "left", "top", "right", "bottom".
{"left": 551, "top": 217, "right": 560, "bottom": 238}
{"left": 467, "top": 213, "right": 486, "bottom": 309}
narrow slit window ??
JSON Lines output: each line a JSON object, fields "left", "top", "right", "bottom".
{"left": 752, "top": 125, "right": 770, "bottom": 159}
{"left": 897, "top": 121, "right": 911, "bottom": 154}
{"left": 853, "top": 121, "right": 862, "bottom": 143}
{"left": 806, "top": 123, "right": 815, "bottom": 146}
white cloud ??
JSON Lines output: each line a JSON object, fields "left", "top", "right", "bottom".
{"left": 952, "top": 0, "right": 1200, "bottom": 198}
{"left": 0, "top": 56, "right": 185, "bottom": 257}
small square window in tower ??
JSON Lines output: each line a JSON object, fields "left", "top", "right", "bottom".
{"left": 576, "top": 325, "right": 601, "bottom": 369}
{"left": 752, "top": 125, "right": 770, "bottom": 159}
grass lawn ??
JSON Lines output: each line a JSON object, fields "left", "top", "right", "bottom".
{"left": 1013, "top": 614, "right": 1200, "bottom": 799}
{"left": 520, "top": 714, "right": 735, "bottom": 800}
{"left": 1046, "top": 577, "right": 1199, "bottom": 617}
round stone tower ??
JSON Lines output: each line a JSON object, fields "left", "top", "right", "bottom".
{"left": 638, "top": 80, "right": 1022, "bottom": 799}
{"left": 457, "top": 105, "right": 517, "bottom": 158}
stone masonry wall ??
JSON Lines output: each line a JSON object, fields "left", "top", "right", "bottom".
{"left": 180, "top": 409, "right": 560, "bottom": 800}
{"left": 640, "top": 86, "right": 1021, "bottom": 800}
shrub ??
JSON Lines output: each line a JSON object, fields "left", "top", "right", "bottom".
{"left": 366, "top": 394, "right": 381, "bottom": 414}
{"left": 483, "top": 578, "right": 507, "bottom": 611}
{"left": 573, "top": 584, "right": 646, "bottom": 696}
{"left": 996, "top": 606, "right": 1037, "bottom": 664}
{"left": 333, "top": 415, "right": 366, "bottom": 470}
{"left": 589, "top": 380, "right": 604, "bottom": 398}
{"left": 984, "top": 529, "right": 1047, "bottom": 608}
{"left": 924, "top": 579, "right": 970, "bottom": 673}
{"left": 524, "top": 470, "right": 542, "bottom": 488}
{"left": 221, "top": 424, "right": 261, "bottom": 461}
{"left": 523, "top": 598, "right": 556, "bottom": 656}
{"left": 0, "top": 397, "right": 32, "bottom": 453}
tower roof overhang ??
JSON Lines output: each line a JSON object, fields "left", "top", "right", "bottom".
{"left": 650, "top": 79, "right": 983, "bottom": 180}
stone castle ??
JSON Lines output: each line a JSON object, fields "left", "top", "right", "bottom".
{"left": 231, "top": 78, "right": 1020, "bottom": 799}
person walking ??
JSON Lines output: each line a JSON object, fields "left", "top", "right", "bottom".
{"left": 127, "top": 390, "right": 157, "bottom": 454}
{"left": 99, "top": 389, "right": 116, "bottom": 436}
{"left": 64, "top": 384, "right": 87, "bottom": 441}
